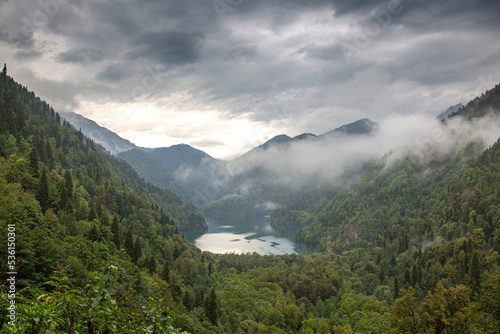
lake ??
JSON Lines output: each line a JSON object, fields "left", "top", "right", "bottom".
{"left": 184, "top": 217, "right": 317, "bottom": 256}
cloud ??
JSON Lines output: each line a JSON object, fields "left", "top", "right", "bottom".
{"left": 0, "top": 0, "right": 499, "bottom": 158}
{"left": 56, "top": 47, "right": 105, "bottom": 63}
{"left": 126, "top": 30, "right": 205, "bottom": 65}
{"left": 14, "top": 49, "right": 43, "bottom": 60}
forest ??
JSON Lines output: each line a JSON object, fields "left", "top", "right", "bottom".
{"left": 0, "top": 67, "right": 499, "bottom": 333}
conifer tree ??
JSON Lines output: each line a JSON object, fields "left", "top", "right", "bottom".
{"left": 1, "top": 63, "right": 6, "bottom": 81}
{"left": 36, "top": 168, "right": 49, "bottom": 213}
{"left": 125, "top": 229, "right": 134, "bottom": 259}
{"left": 162, "top": 263, "right": 171, "bottom": 284}
{"left": 88, "top": 224, "right": 100, "bottom": 242}
{"left": 147, "top": 254, "right": 156, "bottom": 273}
{"left": 206, "top": 287, "right": 218, "bottom": 325}
{"left": 470, "top": 251, "right": 481, "bottom": 292}
{"left": 29, "top": 147, "right": 39, "bottom": 177}
{"left": 194, "top": 288, "right": 205, "bottom": 308}
{"left": 183, "top": 290, "right": 192, "bottom": 311}
{"left": 60, "top": 170, "right": 73, "bottom": 210}
{"left": 393, "top": 276, "right": 400, "bottom": 299}
{"left": 133, "top": 237, "right": 142, "bottom": 263}
{"left": 111, "top": 216, "right": 120, "bottom": 248}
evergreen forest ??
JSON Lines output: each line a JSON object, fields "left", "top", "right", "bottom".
{"left": 1, "top": 68, "right": 500, "bottom": 333}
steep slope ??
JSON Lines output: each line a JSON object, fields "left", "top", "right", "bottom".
{"left": 117, "top": 148, "right": 198, "bottom": 206}
{"left": 60, "top": 111, "right": 138, "bottom": 154}
{"left": 0, "top": 72, "right": 208, "bottom": 332}
{"left": 436, "top": 103, "right": 463, "bottom": 121}
{"left": 1, "top": 70, "right": 499, "bottom": 333}
{"left": 299, "top": 84, "right": 500, "bottom": 251}
{"left": 270, "top": 162, "right": 372, "bottom": 230}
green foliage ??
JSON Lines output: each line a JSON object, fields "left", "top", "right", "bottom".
{"left": 1, "top": 71, "right": 500, "bottom": 333}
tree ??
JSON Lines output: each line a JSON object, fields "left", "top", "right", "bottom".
{"left": 470, "top": 251, "right": 481, "bottom": 291}
{"left": 111, "top": 216, "right": 120, "bottom": 249}
{"left": 88, "top": 224, "right": 100, "bottom": 242}
{"left": 389, "top": 287, "right": 420, "bottom": 334}
{"left": 36, "top": 168, "right": 49, "bottom": 213}
{"left": 183, "top": 290, "right": 192, "bottom": 312}
{"left": 421, "top": 282, "right": 482, "bottom": 333}
{"left": 162, "top": 263, "right": 171, "bottom": 284}
{"left": 206, "top": 288, "right": 218, "bottom": 325}
{"left": 125, "top": 229, "right": 134, "bottom": 259}
{"left": 29, "top": 147, "right": 40, "bottom": 177}
{"left": 393, "top": 276, "right": 400, "bottom": 300}
{"left": 1, "top": 63, "right": 6, "bottom": 81}
{"left": 60, "top": 170, "right": 73, "bottom": 210}
{"left": 147, "top": 254, "right": 156, "bottom": 274}
{"left": 133, "top": 237, "right": 142, "bottom": 263}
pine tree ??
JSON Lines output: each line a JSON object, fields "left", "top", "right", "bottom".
{"left": 125, "top": 229, "right": 134, "bottom": 259}
{"left": 60, "top": 170, "right": 73, "bottom": 210}
{"left": 88, "top": 224, "right": 100, "bottom": 242}
{"left": 36, "top": 168, "right": 49, "bottom": 213}
{"left": 183, "top": 290, "right": 192, "bottom": 311}
{"left": 133, "top": 237, "right": 142, "bottom": 263}
{"left": 470, "top": 251, "right": 481, "bottom": 292}
{"left": 162, "top": 263, "right": 171, "bottom": 284}
{"left": 194, "top": 288, "right": 205, "bottom": 308}
{"left": 111, "top": 216, "right": 120, "bottom": 249}
{"left": 29, "top": 147, "right": 39, "bottom": 177}
{"left": 206, "top": 287, "right": 218, "bottom": 325}
{"left": 1, "top": 63, "right": 6, "bottom": 82}
{"left": 393, "top": 276, "right": 400, "bottom": 299}
{"left": 147, "top": 254, "right": 156, "bottom": 274}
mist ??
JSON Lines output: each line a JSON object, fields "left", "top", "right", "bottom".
{"left": 174, "top": 112, "right": 500, "bottom": 213}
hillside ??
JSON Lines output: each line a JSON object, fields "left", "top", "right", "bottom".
{"left": 202, "top": 119, "right": 379, "bottom": 219}
{"left": 1, "top": 70, "right": 499, "bottom": 333}
{"left": 60, "top": 111, "right": 138, "bottom": 154}
{"left": 117, "top": 148, "right": 198, "bottom": 206}
{"left": 299, "top": 84, "right": 500, "bottom": 251}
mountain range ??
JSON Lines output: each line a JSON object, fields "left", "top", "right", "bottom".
{"left": 2, "top": 70, "right": 500, "bottom": 333}
{"left": 72, "top": 110, "right": 463, "bottom": 221}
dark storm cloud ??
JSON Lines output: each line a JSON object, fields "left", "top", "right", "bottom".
{"left": 0, "top": 0, "right": 499, "bottom": 157}
{"left": 126, "top": 31, "right": 205, "bottom": 65}
{"left": 56, "top": 47, "right": 105, "bottom": 63}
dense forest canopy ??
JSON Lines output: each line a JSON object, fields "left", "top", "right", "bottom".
{"left": 1, "top": 70, "right": 499, "bottom": 333}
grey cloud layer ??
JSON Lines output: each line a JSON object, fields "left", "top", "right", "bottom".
{"left": 0, "top": 0, "right": 499, "bottom": 156}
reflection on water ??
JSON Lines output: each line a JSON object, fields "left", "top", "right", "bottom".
{"left": 184, "top": 217, "right": 317, "bottom": 255}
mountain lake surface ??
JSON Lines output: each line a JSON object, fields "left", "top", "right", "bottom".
{"left": 184, "top": 216, "right": 317, "bottom": 255}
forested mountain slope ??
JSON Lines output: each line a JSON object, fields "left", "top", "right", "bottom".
{"left": 299, "top": 84, "right": 500, "bottom": 251}
{"left": 1, "top": 69, "right": 499, "bottom": 333}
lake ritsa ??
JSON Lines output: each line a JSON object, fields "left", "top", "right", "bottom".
{"left": 185, "top": 217, "right": 317, "bottom": 256}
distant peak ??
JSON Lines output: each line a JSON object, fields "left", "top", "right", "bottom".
{"left": 323, "top": 118, "right": 378, "bottom": 137}
{"left": 437, "top": 103, "right": 463, "bottom": 121}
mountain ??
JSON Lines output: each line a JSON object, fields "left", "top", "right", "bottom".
{"left": 60, "top": 111, "right": 138, "bottom": 154}
{"left": 436, "top": 103, "right": 463, "bottom": 120}
{"left": 2, "top": 70, "right": 499, "bottom": 333}
{"left": 298, "top": 84, "right": 500, "bottom": 251}
{"left": 322, "top": 118, "right": 379, "bottom": 137}
{"left": 201, "top": 118, "right": 380, "bottom": 219}
{"left": 116, "top": 148, "right": 198, "bottom": 205}
{"left": 149, "top": 144, "right": 214, "bottom": 172}
{"left": 258, "top": 134, "right": 292, "bottom": 150}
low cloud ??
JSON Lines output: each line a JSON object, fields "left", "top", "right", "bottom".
{"left": 56, "top": 47, "right": 105, "bottom": 64}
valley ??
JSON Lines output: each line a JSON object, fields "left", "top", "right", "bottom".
{"left": 1, "top": 70, "right": 500, "bottom": 333}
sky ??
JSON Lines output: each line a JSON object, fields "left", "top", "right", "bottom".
{"left": 0, "top": 0, "right": 499, "bottom": 159}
